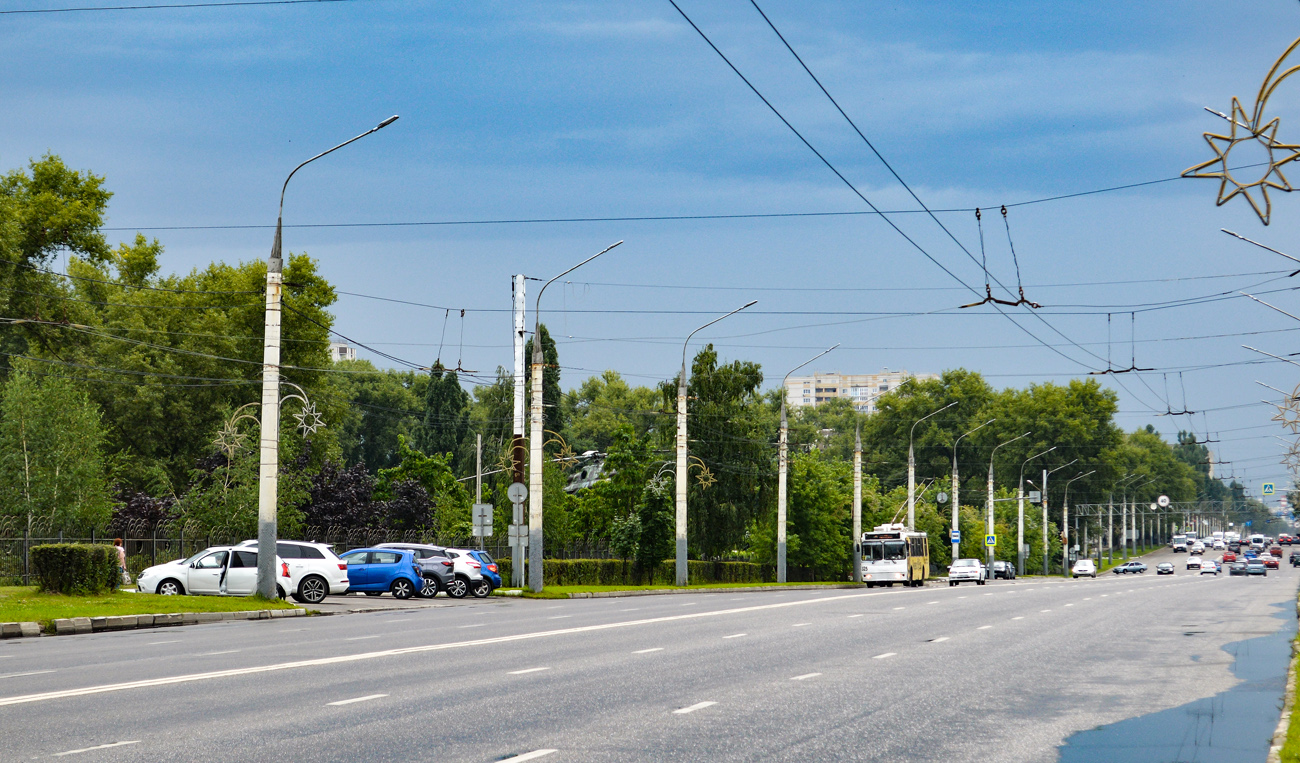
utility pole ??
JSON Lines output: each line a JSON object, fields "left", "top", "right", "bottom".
{"left": 1019, "top": 446, "right": 1054, "bottom": 577}
{"left": 987, "top": 432, "right": 1030, "bottom": 575}
{"left": 256, "top": 115, "right": 398, "bottom": 599}
{"left": 1041, "top": 468, "right": 1049, "bottom": 575}
{"left": 511, "top": 275, "right": 526, "bottom": 588}
{"left": 1122, "top": 498, "right": 1129, "bottom": 560}
{"left": 777, "top": 345, "right": 837, "bottom": 583}
{"left": 475, "top": 433, "right": 483, "bottom": 551}
{"left": 953, "top": 419, "right": 993, "bottom": 567}
{"left": 1107, "top": 494, "right": 1113, "bottom": 565}
{"left": 853, "top": 427, "right": 863, "bottom": 584}
{"left": 1062, "top": 470, "right": 1095, "bottom": 578}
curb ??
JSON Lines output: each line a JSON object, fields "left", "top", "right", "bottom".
{"left": 563, "top": 583, "right": 864, "bottom": 599}
{"left": 1268, "top": 597, "right": 1300, "bottom": 763}
{"left": 0, "top": 608, "right": 305, "bottom": 638}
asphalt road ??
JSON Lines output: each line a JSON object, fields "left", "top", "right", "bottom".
{"left": 0, "top": 548, "right": 1294, "bottom": 762}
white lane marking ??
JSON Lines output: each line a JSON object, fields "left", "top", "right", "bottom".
{"left": 508, "top": 667, "right": 550, "bottom": 675}
{"left": 327, "top": 693, "right": 388, "bottom": 706}
{"left": 620, "top": 608, "right": 640, "bottom": 612}
{"left": 793, "top": 623, "right": 811, "bottom": 627}
{"left": 873, "top": 652, "right": 896, "bottom": 659}
{"left": 984, "top": 593, "right": 993, "bottom": 596}
{"left": 0, "top": 587, "right": 934, "bottom": 707}
{"left": 723, "top": 633, "right": 747, "bottom": 639}
{"left": 927, "top": 601, "right": 939, "bottom": 604}
{"left": 977, "top": 625, "right": 993, "bottom": 630}
{"left": 0, "top": 670, "right": 55, "bottom": 679}
{"left": 848, "top": 614, "right": 864, "bottom": 618}
{"left": 547, "top": 616, "right": 572, "bottom": 620}
{"left": 680, "top": 602, "right": 697, "bottom": 607}
{"left": 201, "top": 650, "right": 240, "bottom": 656}
{"left": 673, "top": 701, "right": 717, "bottom": 714}
{"left": 345, "top": 635, "right": 380, "bottom": 641}
{"left": 958, "top": 596, "right": 967, "bottom": 599}
{"left": 634, "top": 648, "right": 664, "bottom": 654}
{"left": 499, "top": 751, "right": 557, "bottom": 763}
{"left": 791, "top": 672, "right": 822, "bottom": 681}
{"left": 1066, "top": 603, "right": 1074, "bottom": 607}
{"left": 1040, "top": 609, "right": 1052, "bottom": 613}
{"left": 383, "top": 618, "right": 415, "bottom": 623}
{"left": 147, "top": 640, "right": 180, "bottom": 645}
{"left": 893, "top": 606, "right": 905, "bottom": 610}
{"left": 546, "top": 606, "right": 563, "bottom": 609}
{"left": 54, "top": 740, "right": 140, "bottom": 756}
{"left": 1012, "top": 616, "right": 1024, "bottom": 620}
{"left": 930, "top": 637, "right": 949, "bottom": 643}
{"left": 458, "top": 624, "right": 485, "bottom": 629}
{"left": 1084, "top": 597, "right": 1091, "bottom": 600}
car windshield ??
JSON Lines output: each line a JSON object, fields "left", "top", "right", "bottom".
{"left": 863, "top": 541, "right": 906, "bottom": 561}
{"left": 952, "top": 559, "right": 978, "bottom": 567}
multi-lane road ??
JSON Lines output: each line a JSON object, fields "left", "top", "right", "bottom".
{"left": 0, "top": 548, "right": 1294, "bottom": 762}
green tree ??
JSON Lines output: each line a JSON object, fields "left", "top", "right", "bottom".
{"left": 415, "top": 361, "right": 471, "bottom": 470}
{"left": 0, "top": 369, "right": 112, "bottom": 533}
{"left": 570, "top": 425, "right": 653, "bottom": 542}
{"left": 635, "top": 479, "right": 674, "bottom": 576}
{"left": 563, "top": 371, "right": 661, "bottom": 452}
{"left": 320, "top": 360, "right": 424, "bottom": 473}
{"left": 750, "top": 451, "right": 851, "bottom": 579}
{"left": 375, "top": 437, "right": 471, "bottom": 537}
{"left": 524, "top": 323, "right": 563, "bottom": 438}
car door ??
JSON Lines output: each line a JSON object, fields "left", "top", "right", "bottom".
{"left": 342, "top": 551, "right": 372, "bottom": 589}
{"left": 369, "top": 551, "right": 402, "bottom": 589}
{"left": 187, "top": 550, "right": 228, "bottom": 594}
{"left": 224, "top": 550, "right": 260, "bottom": 594}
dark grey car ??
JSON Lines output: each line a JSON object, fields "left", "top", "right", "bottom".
{"left": 375, "top": 543, "right": 455, "bottom": 598}
{"left": 991, "top": 561, "right": 1015, "bottom": 580}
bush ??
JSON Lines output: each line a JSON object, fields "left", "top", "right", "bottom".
{"left": 496, "top": 558, "right": 771, "bottom": 587}
{"left": 30, "top": 544, "right": 121, "bottom": 595}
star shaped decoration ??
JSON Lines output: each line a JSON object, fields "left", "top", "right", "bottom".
{"left": 214, "top": 421, "right": 247, "bottom": 457}
{"left": 1274, "top": 393, "right": 1300, "bottom": 433}
{"left": 553, "top": 441, "right": 579, "bottom": 469}
{"left": 1284, "top": 441, "right": 1300, "bottom": 472}
{"left": 694, "top": 464, "right": 716, "bottom": 490}
{"left": 1183, "top": 98, "right": 1300, "bottom": 225}
{"left": 293, "top": 401, "right": 324, "bottom": 436}
{"left": 647, "top": 474, "right": 671, "bottom": 498}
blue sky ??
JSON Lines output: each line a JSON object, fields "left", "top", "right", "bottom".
{"left": 6, "top": 0, "right": 1300, "bottom": 495}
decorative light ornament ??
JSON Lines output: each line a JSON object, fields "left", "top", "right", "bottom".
{"left": 293, "top": 401, "right": 324, "bottom": 436}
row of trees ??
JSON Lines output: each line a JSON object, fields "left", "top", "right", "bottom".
{"left": 0, "top": 155, "right": 1282, "bottom": 580}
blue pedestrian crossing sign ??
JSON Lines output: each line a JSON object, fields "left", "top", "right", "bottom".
{"left": 1263, "top": 482, "right": 1276, "bottom": 496}
{"left": 985, "top": 534, "right": 997, "bottom": 547}
{"left": 950, "top": 530, "right": 961, "bottom": 543}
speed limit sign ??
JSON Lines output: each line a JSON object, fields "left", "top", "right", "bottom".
{"left": 1157, "top": 495, "right": 1170, "bottom": 508}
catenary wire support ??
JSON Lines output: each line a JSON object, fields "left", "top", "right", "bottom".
{"left": 960, "top": 206, "right": 1041, "bottom": 309}
{"left": 1090, "top": 312, "right": 1153, "bottom": 374}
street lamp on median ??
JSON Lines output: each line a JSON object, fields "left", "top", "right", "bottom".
{"left": 908, "top": 401, "right": 958, "bottom": 531}
{"left": 1113, "top": 473, "right": 1143, "bottom": 563}
{"left": 778, "top": 343, "right": 839, "bottom": 583}
{"left": 1038, "top": 459, "right": 1077, "bottom": 575}
{"left": 528, "top": 240, "right": 624, "bottom": 593}
{"left": 1062, "top": 470, "right": 1096, "bottom": 577}
{"left": 256, "top": 115, "right": 399, "bottom": 599}
{"left": 1018, "top": 446, "right": 1056, "bottom": 576}
{"left": 951, "top": 419, "right": 994, "bottom": 564}
{"left": 676, "top": 301, "right": 757, "bottom": 586}
{"left": 986, "top": 432, "right": 1031, "bottom": 574}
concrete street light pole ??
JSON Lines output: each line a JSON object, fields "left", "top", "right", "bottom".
{"left": 986, "top": 432, "right": 1031, "bottom": 574}
{"left": 1041, "top": 459, "right": 1077, "bottom": 575}
{"left": 909, "top": 402, "right": 957, "bottom": 531}
{"left": 1018, "top": 446, "right": 1055, "bottom": 576}
{"left": 951, "top": 419, "right": 994, "bottom": 565}
{"left": 528, "top": 241, "right": 623, "bottom": 593}
{"left": 256, "top": 115, "right": 398, "bottom": 599}
{"left": 777, "top": 344, "right": 838, "bottom": 583}
{"left": 676, "top": 301, "right": 757, "bottom": 586}
{"left": 1062, "top": 470, "right": 1095, "bottom": 577}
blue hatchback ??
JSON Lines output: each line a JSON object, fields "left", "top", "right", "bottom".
{"left": 339, "top": 548, "right": 423, "bottom": 599}
{"left": 468, "top": 549, "right": 501, "bottom": 590}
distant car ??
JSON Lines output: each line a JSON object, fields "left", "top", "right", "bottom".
{"left": 1244, "top": 549, "right": 1260, "bottom": 560}
{"left": 948, "top": 558, "right": 986, "bottom": 586}
{"left": 235, "top": 539, "right": 350, "bottom": 603}
{"left": 376, "top": 542, "right": 485, "bottom": 599}
{"left": 1071, "top": 559, "right": 1097, "bottom": 579}
{"left": 1221, "top": 552, "right": 1237, "bottom": 563}
{"left": 1280, "top": 535, "right": 1293, "bottom": 546}
{"left": 1290, "top": 550, "right": 1300, "bottom": 567}
{"left": 1156, "top": 562, "right": 1175, "bottom": 575}
{"left": 1262, "top": 554, "right": 1280, "bottom": 570}
{"left": 372, "top": 542, "right": 455, "bottom": 598}
{"left": 441, "top": 548, "right": 493, "bottom": 598}
{"left": 1228, "top": 542, "right": 1242, "bottom": 553}
{"left": 1212, "top": 540, "right": 1226, "bottom": 550}
{"left": 1247, "top": 559, "right": 1268, "bottom": 576}
{"left": 137, "top": 546, "right": 292, "bottom": 598}
{"left": 1200, "top": 561, "right": 1219, "bottom": 575}
{"left": 1191, "top": 542, "right": 1206, "bottom": 554}
{"left": 1229, "top": 561, "right": 1249, "bottom": 576}
{"left": 338, "top": 548, "right": 424, "bottom": 599}
{"left": 991, "top": 560, "right": 1016, "bottom": 580}
{"left": 467, "top": 549, "right": 502, "bottom": 590}
{"left": 1113, "top": 561, "right": 1147, "bottom": 575}
{"left": 1186, "top": 556, "right": 1202, "bottom": 570}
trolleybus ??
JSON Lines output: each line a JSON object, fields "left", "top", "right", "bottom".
{"left": 860, "top": 523, "right": 930, "bottom": 588}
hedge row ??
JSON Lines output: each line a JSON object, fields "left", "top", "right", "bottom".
{"left": 494, "top": 558, "right": 772, "bottom": 587}
{"left": 30, "top": 543, "right": 121, "bottom": 595}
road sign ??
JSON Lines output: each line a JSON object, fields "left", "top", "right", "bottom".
{"left": 950, "top": 530, "right": 961, "bottom": 543}
{"left": 508, "top": 523, "right": 528, "bottom": 547}
{"left": 985, "top": 534, "right": 996, "bottom": 547}
{"left": 508, "top": 482, "right": 528, "bottom": 504}
{"left": 936, "top": 491, "right": 949, "bottom": 504}
{"left": 1157, "top": 494, "right": 1170, "bottom": 507}
{"left": 1263, "top": 482, "right": 1276, "bottom": 496}
{"left": 1028, "top": 491, "right": 1041, "bottom": 502}
{"left": 472, "top": 503, "right": 494, "bottom": 537}
{"left": 1149, "top": 503, "right": 1157, "bottom": 511}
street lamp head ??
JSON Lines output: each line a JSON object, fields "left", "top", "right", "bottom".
{"left": 377, "top": 115, "right": 400, "bottom": 129}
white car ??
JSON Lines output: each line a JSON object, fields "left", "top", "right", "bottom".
{"left": 236, "top": 539, "right": 350, "bottom": 603}
{"left": 1186, "top": 555, "right": 1202, "bottom": 570}
{"left": 1191, "top": 542, "right": 1206, "bottom": 555}
{"left": 1200, "top": 561, "right": 1219, "bottom": 575}
{"left": 1212, "top": 540, "right": 1226, "bottom": 550}
{"left": 137, "top": 546, "right": 293, "bottom": 598}
{"left": 1072, "top": 559, "right": 1097, "bottom": 578}
{"left": 948, "top": 558, "right": 986, "bottom": 586}
{"left": 441, "top": 548, "right": 493, "bottom": 598}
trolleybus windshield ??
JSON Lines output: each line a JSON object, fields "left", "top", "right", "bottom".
{"left": 862, "top": 540, "right": 907, "bottom": 561}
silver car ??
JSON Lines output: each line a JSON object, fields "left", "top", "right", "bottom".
{"left": 948, "top": 558, "right": 986, "bottom": 586}
{"left": 376, "top": 543, "right": 485, "bottom": 599}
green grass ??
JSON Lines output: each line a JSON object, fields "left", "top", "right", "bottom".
{"left": 1282, "top": 648, "right": 1300, "bottom": 763}
{"left": 0, "top": 586, "right": 296, "bottom": 628}
{"left": 494, "top": 581, "right": 861, "bottom": 599}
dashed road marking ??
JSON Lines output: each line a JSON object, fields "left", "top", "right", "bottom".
{"left": 848, "top": 614, "right": 864, "bottom": 618}
{"left": 633, "top": 648, "right": 664, "bottom": 654}
{"left": 53, "top": 741, "right": 140, "bottom": 756}
{"left": 793, "top": 623, "right": 811, "bottom": 627}
{"left": 674, "top": 701, "right": 717, "bottom": 714}
{"left": 927, "top": 601, "right": 939, "bottom": 604}
{"left": 1040, "top": 609, "right": 1052, "bottom": 613}
{"left": 873, "top": 652, "right": 896, "bottom": 659}
{"left": 723, "top": 633, "right": 747, "bottom": 639}
{"left": 893, "top": 606, "right": 905, "bottom": 610}
{"left": 548, "top": 616, "right": 572, "bottom": 620}
{"left": 0, "top": 670, "right": 54, "bottom": 679}
{"left": 499, "top": 750, "right": 557, "bottom": 762}
{"left": 147, "top": 640, "right": 179, "bottom": 645}
{"left": 791, "top": 673, "right": 822, "bottom": 681}
{"left": 1012, "top": 616, "right": 1024, "bottom": 620}
{"left": 458, "top": 624, "right": 485, "bottom": 629}
{"left": 508, "top": 667, "right": 550, "bottom": 675}
{"left": 977, "top": 625, "right": 993, "bottom": 630}
{"left": 345, "top": 636, "right": 380, "bottom": 641}
{"left": 201, "top": 650, "right": 241, "bottom": 656}
{"left": 929, "top": 637, "right": 949, "bottom": 643}
{"left": 327, "top": 693, "right": 387, "bottom": 706}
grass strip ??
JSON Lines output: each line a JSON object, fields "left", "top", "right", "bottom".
{"left": 0, "top": 585, "right": 295, "bottom": 629}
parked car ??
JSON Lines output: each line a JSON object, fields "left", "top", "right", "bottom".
{"left": 991, "top": 560, "right": 1016, "bottom": 580}
{"left": 337, "top": 548, "right": 423, "bottom": 599}
{"left": 1071, "top": 559, "right": 1097, "bottom": 579}
{"left": 467, "top": 549, "right": 502, "bottom": 590}
{"left": 1229, "top": 561, "right": 1249, "bottom": 576}
{"left": 137, "top": 546, "right": 293, "bottom": 598}
{"left": 1247, "top": 559, "right": 1268, "bottom": 576}
{"left": 1155, "top": 562, "right": 1175, "bottom": 575}
{"left": 1199, "top": 560, "right": 1219, "bottom": 575}
{"left": 948, "top": 558, "right": 986, "bottom": 585}
{"left": 235, "top": 539, "right": 349, "bottom": 603}
{"left": 377, "top": 542, "right": 484, "bottom": 599}
{"left": 1262, "top": 554, "right": 1281, "bottom": 570}
{"left": 372, "top": 542, "right": 455, "bottom": 598}
{"left": 1186, "top": 556, "right": 1202, "bottom": 570}
{"left": 441, "top": 548, "right": 493, "bottom": 597}
{"left": 1112, "top": 561, "right": 1147, "bottom": 575}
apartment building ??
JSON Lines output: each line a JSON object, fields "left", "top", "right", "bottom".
{"left": 784, "top": 369, "right": 937, "bottom": 413}
{"left": 329, "top": 342, "right": 357, "bottom": 362}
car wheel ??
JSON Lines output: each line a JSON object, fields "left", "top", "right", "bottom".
{"left": 470, "top": 579, "right": 491, "bottom": 598}
{"left": 949, "top": 581, "right": 956, "bottom": 586}
{"left": 276, "top": 585, "right": 286, "bottom": 599}
{"left": 298, "top": 575, "right": 328, "bottom": 604}
{"left": 447, "top": 577, "right": 469, "bottom": 599}
{"left": 390, "top": 578, "right": 415, "bottom": 600}
{"left": 156, "top": 578, "right": 183, "bottom": 596}
{"left": 419, "top": 576, "right": 440, "bottom": 598}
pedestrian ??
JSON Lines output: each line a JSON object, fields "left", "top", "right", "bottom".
{"left": 114, "top": 538, "right": 129, "bottom": 586}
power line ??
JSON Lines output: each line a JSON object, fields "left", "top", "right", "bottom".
{"left": 1, "top": 0, "right": 362, "bottom": 15}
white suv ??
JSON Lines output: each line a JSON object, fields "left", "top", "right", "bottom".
{"left": 236, "top": 540, "right": 350, "bottom": 603}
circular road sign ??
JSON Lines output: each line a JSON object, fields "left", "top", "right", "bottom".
{"left": 508, "top": 482, "right": 528, "bottom": 504}
{"left": 936, "top": 491, "right": 949, "bottom": 504}
{"left": 1157, "top": 494, "right": 1170, "bottom": 508}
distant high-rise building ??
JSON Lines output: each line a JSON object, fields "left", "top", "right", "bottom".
{"left": 329, "top": 342, "right": 357, "bottom": 362}
{"left": 783, "top": 369, "right": 938, "bottom": 413}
